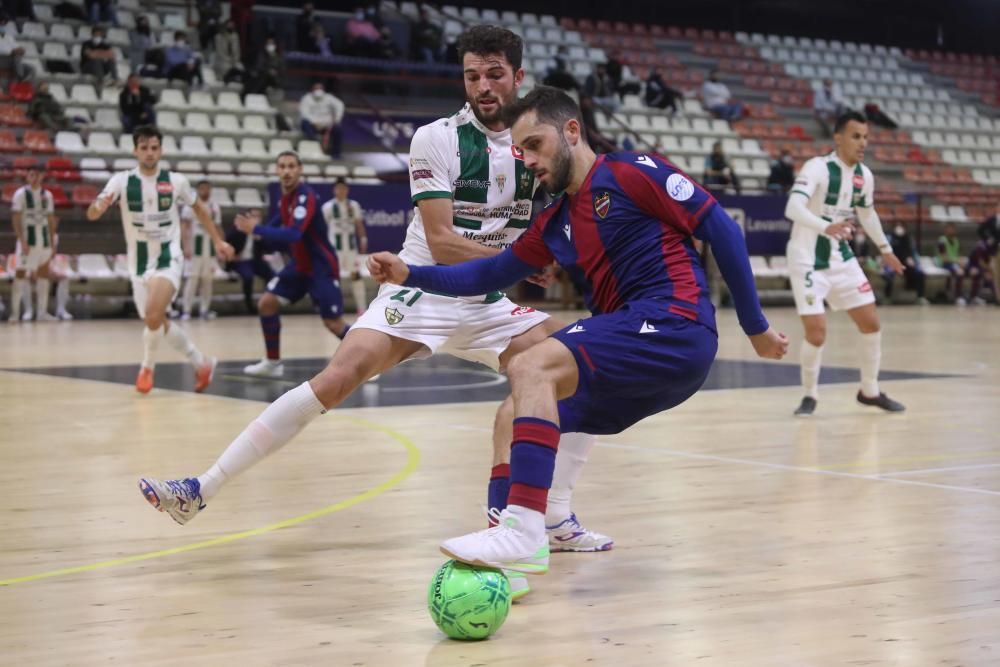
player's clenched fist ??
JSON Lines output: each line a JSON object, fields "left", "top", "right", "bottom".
{"left": 749, "top": 328, "right": 789, "bottom": 360}
{"left": 367, "top": 252, "right": 410, "bottom": 285}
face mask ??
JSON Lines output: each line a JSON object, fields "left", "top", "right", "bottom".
{"left": 94, "top": 36, "right": 104, "bottom": 44}
{"left": 177, "top": 39, "right": 187, "bottom": 47}
{"left": 782, "top": 155, "right": 793, "bottom": 165}
{"left": 894, "top": 226, "right": 905, "bottom": 236}
{"left": 312, "top": 90, "right": 324, "bottom": 99}
{"left": 266, "top": 43, "right": 276, "bottom": 53}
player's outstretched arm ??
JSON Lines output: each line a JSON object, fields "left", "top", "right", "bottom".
{"left": 369, "top": 248, "right": 538, "bottom": 296}
{"left": 193, "top": 200, "right": 234, "bottom": 261}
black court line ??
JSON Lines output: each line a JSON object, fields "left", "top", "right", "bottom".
{"left": 3, "top": 357, "right": 957, "bottom": 408}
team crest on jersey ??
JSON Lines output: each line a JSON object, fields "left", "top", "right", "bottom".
{"left": 852, "top": 174, "right": 865, "bottom": 188}
{"left": 156, "top": 182, "right": 173, "bottom": 194}
{"left": 384, "top": 307, "right": 404, "bottom": 325}
{"left": 594, "top": 192, "right": 611, "bottom": 218}
{"left": 495, "top": 174, "right": 506, "bottom": 192}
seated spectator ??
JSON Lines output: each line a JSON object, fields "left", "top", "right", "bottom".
{"left": 128, "top": 16, "right": 157, "bottom": 74}
{"left": 936, "top": 222, "right": 966, "bottom": 303}
{"left": 701, "top": 70, "right": 745, "bottom": 122}
{"left": 164, "top": 31, "right": 204, "bottom": 87}
{"left": 12, "top": 46, "right": 36, "bottom": 82}
{"left": 412, "top": 7, "right": 444, "bottom": 63}
{"left": 703, "top": 141, "right": 741, "bottom": 194}
{"left": 245, "top": 37, "right": 285, "bottom": 97}
{"left": 28, "top": 81, "right": 72, "bottom": 131}
{"left": 85, "top": 0, "right": 118, "bottom": 26}
{"left": 606, "top": 50, "right": 641, "bottom": 101}
{"left": 579, "top": 95, "right": 617, "bottom": 154}
{"left": 213, "top": 19, "right": 244, "bottom": 85}
{"left": 813, "top": 79, "right": 845, "bottom": 137}
{"left": 964, "top": 238, "right": 998, "bottom": 304}
{"left": 584, "top": 63, "right": 619, "bottom": 113}
{"left": 299, "top": 82, "right": 344, "bottom": 158}
{"left": 119, "top": 73, "right": 157, "bottom": 133}
{"left": 81, "top": 26, "right": 119, "bottom": 88}
{"left": 645, "top": 67, "right": 682, "bottom": 115}
{"left": 766, "top": 149, "right": 795, "bottom": 194}
{"left": 296, "top": 3, "right": 319, "bottom": 52}
{"left": 345, "top": 6, "right": 381, "bottom": 58}
{"left": 543, "top": 46, "right": 580, "bottom": 92}
{"left": 308, "top": 22, "right": 334, "bottom": 58}
{"left": 375, "top": 26, "right": 399, "bottom": 60}
{"left": 884, "top": 223, "right": 928, "bottom": 304}
{"left": 197, "top": 0, "right": 222, "bottom": 52}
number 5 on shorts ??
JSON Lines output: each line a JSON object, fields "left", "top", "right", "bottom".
{"left": 804, "top": 270, "right": 813, "bottom": 288}
{"left": 389, "top": 288, "right": 424, "bottom": 307}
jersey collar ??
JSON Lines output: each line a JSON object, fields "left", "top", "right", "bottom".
{"left": 461, "top": 103, "right": 510, "bottom": 141}
{"left": 829, "top": 151, "right": 860, "bottom": 171}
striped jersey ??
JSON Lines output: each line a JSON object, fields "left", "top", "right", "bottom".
{"left": 787, "top": 152, "right": 875, "bottom": 269}
{"left": 11, "top": 186, "right": 55, "bottom": 248}
{"left": 99, "top": 168, "right": 195, "bottom": 276}
{"left": 180, "top": 199, "right": 221, "bottom": 257}
{"left": 511, "top": 152, "right": 718, "bottom": 329}
{"left": 321, "top": 197, "right": 363, "bottom": 253}
{"left": 405, "top": 103, "right": 535, "bottom": 270}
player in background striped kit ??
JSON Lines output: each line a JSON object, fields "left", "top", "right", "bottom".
{"left": 180, "top": 180, "right": 222, "bottom": 320}
{"left": 322, "top": 177, "right": 369, "bottom": 315}
{"left": 9, "top": 166, "right": 57, "bottom": 322}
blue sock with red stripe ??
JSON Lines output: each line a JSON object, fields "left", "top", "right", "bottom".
{"left": 261, "top": 314, "right": 281, "bottom": 360}
{"left": 487, "top": 463, "right": 510, "bottom": 526}
{"left": 508, "top": 417, "right": 560, "bottom": 514}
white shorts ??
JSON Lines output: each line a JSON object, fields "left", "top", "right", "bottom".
{"left": 131, "top": 257, "right": 183, "bottom": 318}
{"left": 14, "top": 242, "right": 53, "bottom": 273}
{"left": 790, "top": 259, "right": 875, "bottom": 315}
{"left": 352, "top": 283, "right": 550, "bottom": 371}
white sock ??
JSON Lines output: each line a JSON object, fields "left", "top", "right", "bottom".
{"left": 800, "top": 340, "right": 824, "bottom": 399}
{"left": 21, "top": 280, "right": 32, "bottom": 313}
{"left": 164, "top": 322, "right": 206, "bottom": 367}
{"left": 142, "top": 325, "right": 164, "bottom": 369}
{"left": 197, "top": 382, "right": 326, "bottom": 499}
{"left": 546, "top": 432, "right": 595, "bottom": 526}
{"left": 351, "top": 279, "right": 366, "bottom": 312}
{"left": 181, "top": 275, "right": 196, "bottom": 315}
{"left": 56, "top": 279, "right": 70, "bottom": 312}
{"left": 507, "top": 504, "right": 546, "bottom": 542}
{"left": 11, "top": 278, "right": 25, "bottom": 319}
{"left": 199, "top": 274, "right": 213, "bottom": 314}
{"left": 858, "top": 331, "right": 881, "bottom": 397}
{"left": 36, "top": 278, "right": 50, "bottom": 316}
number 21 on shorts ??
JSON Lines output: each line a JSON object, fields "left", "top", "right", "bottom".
{"left": 389, "top": 288, "right": 424, "bottom": 307}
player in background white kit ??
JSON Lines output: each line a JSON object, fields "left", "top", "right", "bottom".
{"left": 9, "top": 166, "right": 57, "bottom": 322}
{"left": 138, "top": 26, "right": 609, "bottom": 601}
{"left": 88, "top": 125, "right": 234, "bottom": 394}
{"left": 784, "top": 110, "right": 906, "bottom": 416}
{"left": 321, "top": 177, "right": 368, "bottom": 315}
{"left": 180, "top": 180, "right": 222, "bottom": 320}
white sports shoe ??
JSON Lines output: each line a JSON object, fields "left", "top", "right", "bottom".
{"left": 21, "top": 309, "right": 34, "bottom": 321}
{"left": 441, "top": 508, "right": 549, "bottom": 574}
{"left": 37, "top": 312, "right": 58, "bottom": 322}
{"left": 547, "top": 513, "right": 615, "bottom": 552}
{"left": 56, "top": 309, "right": 73, "bottom": 320}
{"left": 181, "top": 312, "right": 192, "bottom": 321}
{"left": 505, "top": 570, "right": 531, "bottom": 600}
{"left": 243, "top": 358, "right": 284, "bottom": 378}
{"left": 200, "top": 310, "right": 218, "bottom": 320}
{"left": 138, "top": 477, "right": 205, "bottom": 525}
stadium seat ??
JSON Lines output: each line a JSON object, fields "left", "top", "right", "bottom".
{"left": 245, "top": 94, "right": 273, "bottom": 113}
{"left": 234, "top": 188, "right": 264, "bottom": 207}
{"left": 47, "top": 157, "right": 80, "bottom": 181}
{"left": 158, "top": 110, "right": 183, "bottom": 132}
{"left": 298, "top": 141, "right": 326, "bottom": 162}
{"left": 180, "top": 136, "right": 209, "bottom": 157}
{"left": 185, "top": 112, "right": 212, "bottom": 132}
{"left": 242, "top": 115, "right": 269, "bottom": 135}
{"left": 209, "top": 137, "right": 240, "bottom": 158}
{"left": 188, "top": 90, "right": 215, "bottom": 111}
{"left": 211, "top": 187, "right": 233, "bottom": 206}
{"left": 213, "top": 114, "right": 240, "bottom": 133}
{"left": 94, "top": 108, "right": 121, "bottom": 131}
{"left": 113, "top": 158, "right": 138, "bottom": 171}
{"left": 55, "top": 131, "right": 86, "bottom": 154}
{"left": 206, "top": 160, "right": 234, "bottom": 174}
{"left": 76, "top": 254, "right": 116, "bottom": 280}
{"left": 240, "top": 138, "right": 268, "bottom": 159}
{"left": 48, "top": 184, "right": 70, "bottom": 207}
{"left": 79, "top": 157, "right": 110, "bottom": 182}
{"left": 216, "top": 91, "right": 243, "bottom": 111}
{"left": 269, "top": 138, "right": 294, "bottom": 155}
{"left": 158, "top": 89, "right": 187, "bottom": 109}
{"left": 9, "top": 81, "right": 34, "bottom": 102}
{"left": 325, "top": 164, "right": 349, "bottom": 178}
{"left": 69, "top": 84, "right": 99, "bottom": 105}
{"left": 116, "top": 134, "right": 134, "bottom": 153}
{"left": 2, "top": 182, "right": 19, "bottom": 203}
{"left": 0, "top": 104, "right": 30, "bottom": 127}
{"left": 72, "top": 184, "right": 98, "bottom": 206}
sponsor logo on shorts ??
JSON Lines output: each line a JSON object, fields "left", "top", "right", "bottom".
{"left": 384, "top": 307, "right": 404, "bottom": 325}
{"left": 594, "top": 192, "right": 611, "bottom": 218}
{"left": 805, "top": 294, "right": 816, "bottom": 306}
{"left": 510, "top": 306, "right": 535, "bottom": 316}
{"left": 412, "top": 169, "right": 433, "bottom": 180}
{"left": 665, "top": 173, "right": 694, "bottom": 201}
{"left": 859, "top": 281, "right": 872, "bottom": 293}
{"left": 156, "top": 182, "right": 173, "bottom": 194}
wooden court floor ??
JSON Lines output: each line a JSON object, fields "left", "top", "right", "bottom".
{"left": 0, "top": 306, "right": 998, "bottom": 666}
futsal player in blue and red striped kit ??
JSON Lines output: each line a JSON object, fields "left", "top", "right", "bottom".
{"left": 368, "top": 86, "right": 789, "bottom": 574}
{"left": 237, "top": 150, "right": 351, "bottom": 378}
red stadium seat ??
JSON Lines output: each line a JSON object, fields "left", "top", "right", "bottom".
{"left": 8, "top": 81, "right": 34, "bottom": 103}
{"left": 46, "top": 156, "right": 81, "bottom": 181}
{"left": 0, "top": 104, "right": 31, "bottom": 127}
{"left": 2, "top": 182, "right": 18, "bottom": 203}
{"left": 47, "top": 184, "right": 70, "bottom": 207}
{"left": 72, "top": 184, "right": 98, "bottom": 206}
{"left": 23, "top": 130, "right": 56, "bottom": 154}
{"left": 0, "top": 130, "right": 19, "bottom": 152}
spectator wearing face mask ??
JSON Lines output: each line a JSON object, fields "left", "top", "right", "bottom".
{"left": 766, "top": 149, "right": 795, "bottom": 194}
{"left": 246, "top": 37, "right": 285, "bottom": 97}
{"left": 28, "top": 81, "right": 74, "bottom": 131}
{"left": 164, "top": 31, "right": 204, "bottom": 87}
{"left": 884, "top": 223, "right": 928, "bottom": 304}
{"left": 81, "top": 26, "right": 119, "bottom": 89}
{"left": 119, "top": 73, "right": 157, "bottom": 133}
{"left": 344, "top": 6, "right": 381, "bottom": 58}
{"left": 213, "top": 19, "right": 244, "bottom": 85}
{"left": 299, "top": 82, "right": 345, "bottom": 158}
{"left": 701, "top": 69, "right": 745, "bottom": 122}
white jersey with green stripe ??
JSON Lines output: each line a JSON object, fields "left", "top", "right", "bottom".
{"left": 405, "top": 103, "right": 536, "bottom": 269}
{"left": 788, "top": 152, "right": 874, "bottom": 270}
{"left": 99, "top": 167, "right": 196, "bottom": 277}
{"left": 321, "top": 197, "right": 363, "bottom": 253}
{"left": 11, "top": 186, "right": 55, "bottom": 248}
{"left": 180, "top": 199, "right": 221, "bottom": 257}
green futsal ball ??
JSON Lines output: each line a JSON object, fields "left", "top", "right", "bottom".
{"left": 427, "top": 560, "right": 511, "bottom": 640}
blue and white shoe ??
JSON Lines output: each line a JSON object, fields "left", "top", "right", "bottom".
{"left": 138, "top": 477, "right": 205, "bottom": 525}
{"left": 547, "top": 513, "right": 614, "bottom": 552}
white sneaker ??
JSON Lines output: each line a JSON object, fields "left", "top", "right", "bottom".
{"left": 200, "top": 310, "right": 218, "bottom": 320}
{"left": 547, "top": 513, "right": 614, "bottom": 552}
{"left": 138, "top": 477, "right": 205, "bottom": 525}
{"left": 972, "top": 297, "right": 987, "bottom": 305}
{"left": 955, "top": 297, "right": 967, "bottom": 306}
{"left": 56, "top": 309, "right": 74, "bottom": 320}
{"left": 440, "top": 509, "right": 549, "bottom": 574}
{"left": 37, "top": 312, "right": 58, "bottom": 322}
{"left": 181, "top": 312, "right": 192, "bottom": 320}
{"left": 21, "top": 309, "right": 33, "bottom": 321}
{"left": 243, "top": 358, "right": 284, "bottom": 378}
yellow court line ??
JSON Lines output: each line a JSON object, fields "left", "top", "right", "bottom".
{"left": 0, "top": 417, "right": 421, "bottom": 587}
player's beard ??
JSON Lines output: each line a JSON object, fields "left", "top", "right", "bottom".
{"left": 468, "top": 91, "right": 511, "bottom": 128}
{"left": 542, "top": 133, "right": 573, "bottom": 195}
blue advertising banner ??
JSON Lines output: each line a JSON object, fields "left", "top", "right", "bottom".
{"left": 717, "top": 194, "right": 793, "bottom": 256}
{"left": 342, "top": 112, "right": 432, "bottom": 148}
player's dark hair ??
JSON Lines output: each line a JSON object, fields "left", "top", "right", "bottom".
{"left": 196, "top": 179, "right": 210, "bottom": 187}
{"left": 456, "top": 25, "right": 523, "bottom": 71}
{"left": 133, "top": 125, "right": 163, "bottom": 145}
{"left": 834, "top": 110, "right": 867, "bottom": 134}
{"left": 503, "top": 85, "right": 583, "bottom": 132}
{"left": 276, "top": 150, "right": 302, "bottom": 166}
{"left": 334, "top": 176, "right": 347, "bottom": 186}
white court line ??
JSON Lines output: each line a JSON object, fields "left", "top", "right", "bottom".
{"left": 597, "top": 442, "right": 1000, "bottom": 498}
{"left": 878, "top": 461, "right": 1000, "bottom": 477}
